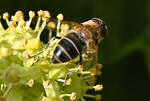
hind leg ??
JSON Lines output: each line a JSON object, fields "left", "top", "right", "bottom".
{"left": 62, "top": 54, "right": 83, "bottom": 91}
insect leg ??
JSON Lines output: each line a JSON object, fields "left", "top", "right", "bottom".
{"left": 45, "top": 36, "right": 57, "bottom": 49}
{"left": 79, "top": 53, "right": 83, "bottom": 65}
{"left": 31, "top": 36, "right": 57, "bottom": 58}
{"left": 62, "top": 54, "right": 83, "bottom": 91}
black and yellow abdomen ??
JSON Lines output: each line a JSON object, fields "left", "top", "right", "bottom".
{"left": 52, "top": 32, "right": 87, "bottom": 64}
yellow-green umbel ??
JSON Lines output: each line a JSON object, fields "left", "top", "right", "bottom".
{"left": 0, "top": 10, "right": 103, "bottom": 101}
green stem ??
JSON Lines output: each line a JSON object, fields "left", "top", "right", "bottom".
{"left": 3, "top": 83, "right": 12, "bottom": 97}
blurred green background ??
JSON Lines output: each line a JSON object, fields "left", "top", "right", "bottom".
{"left": 0, "top": 0, "right": 150, "bottom": 101}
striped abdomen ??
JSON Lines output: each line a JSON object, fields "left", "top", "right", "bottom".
{"left": 52, "top": 32, "right": 87, "bottom": 64}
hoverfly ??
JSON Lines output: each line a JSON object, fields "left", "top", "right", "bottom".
{"left": 32, "top": 17, "right": 107, "bottom": 89}
{"left": 46, "top": 18, "right": 107, "bottom": 64}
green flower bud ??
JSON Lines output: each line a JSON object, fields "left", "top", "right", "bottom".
{"left": 4, "top": 66, "right": 20, "bottom": 83}
{"left": 25, "top": 38, "right": 42, "bottom": 50}
{"left": 0, "top": 47, "right": 12, "bottom": 58}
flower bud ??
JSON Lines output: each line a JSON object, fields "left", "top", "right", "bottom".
{"left": 4, "top": 67, "right": 20, "bottom": 83}
{"left": 25, "top": 39, "right": 42, "bottom": 50}
{"left": 47, "top": 22, "right": 56, "bottom": 29}
{"left": 0, "top": 47, "right": 12, "bottom": 58}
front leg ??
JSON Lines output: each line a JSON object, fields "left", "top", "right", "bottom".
{"left": 31, "top": 36, "right": 62, "bottom": 58}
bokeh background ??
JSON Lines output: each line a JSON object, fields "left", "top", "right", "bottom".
{"left": 0, "top": 0, "right": 150, "bottom": 101}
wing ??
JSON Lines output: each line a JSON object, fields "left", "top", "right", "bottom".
{"left": 47, "top": 18, "right": 83, "bottom": 30}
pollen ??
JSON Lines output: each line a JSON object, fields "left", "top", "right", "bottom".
{"left": 42, "top": 11, "right": 51, "bottom": 22}
{"left": 3, "top": 12, "right": 10, "bottom": 26}
{"left": 29, "top": 11, "right": 35, "bottom": 19}
{"left": 27, "top": 79, "right": 34, "bottom": 87}
{"left": 93, "top": 84, "right": 103, "bottom": 91}
{"left": 56, "top": 13, "right": 64, "bottom": 33}
{"left": 37, "top": 10, "right": 44, "bottom": 17}
{"left": 70, "top": 92, "right": 77, "bottom": 100}
{"left": 3, "top": 12, "right": 9, "bottom": 20}
{"left": 47, "top": 21, "right": 56, "bottom": 29}
{"left": 43, "top": 81, "right": 50, "bottom": 87}
{"left": 15, "top": 11, "right": 24, "bottom": 21}
{"left": 60, "top": 24, "right": 69, "bottom": 33}
{"left": 65, "top": 78, "right": 72, "bottom": 85}
{"left": 9, "top": 21, "right": 17, "bottom": 27}
{"left": 42, "top": 96, "right": 48, "bottom": 101}
{"left": 11, "top": 15, "right": 18, "bottom": 22}
{"left": 57, "top": 13, "right": 63, "bottom": 21}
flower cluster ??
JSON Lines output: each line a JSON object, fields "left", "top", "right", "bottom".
{"left": 0, "top": 10, "right": 103, "bottom": 101}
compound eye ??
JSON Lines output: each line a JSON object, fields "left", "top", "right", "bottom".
{"left": 91, "top": 18, "right": 103, "bottom": 25}
{"left": 101, "top": 23, "right": 107, "bottom": 38}
{"left": 91, "top": 18, "right": 107, "bottom": 38}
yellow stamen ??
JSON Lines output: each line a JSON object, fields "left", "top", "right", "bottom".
{"left": 43, "top": 80, "right": 50, "bottom": 87}
{"left": 9, "top": 21, "right": 17, "bottom": 27}
{"left": 56, "top": 13, "right": 63, "bottom": 33}
{"left": 15, "top": 11, "right": 24, "bottom": 22}
{"left": 57, "top": 13, "right": 63, "bottom": 21}
{"left": 60, "top": 92, "right": 77, "bottom": 100}
{"left": 0, "top": 15, "right": 4, "bottom": 30}
{"left": 36, "top": 11, "right": 50, "bottom": 41}
{"left": 93, "top": 84, "right": 103, "bottom": 91}
{"left": 27, "top": 79, "right": 34, "bottom": 87}
{"left": 18, "top": 19, "right": 26, "bottom": 28}
{"left": 47, "top": 21, "right": 56, "bottom": 39}
{"left": 26, "top": 11, "right": 35, "bottom": 30}
{"left": 3, "top": 12, "right": 10, "bottom": 26}
{"left": 34, "top": 10, "right": 43, "bottom": 32}
{"left": 42, "top": 11, "right": 51, "bottom": 22}
{"left": 65, "top": 78, "right": 72, "bottom": 85}
{"left": 11, "top": 15, "right": 18, "bottom": 22}
{"left": 70, "top": 92, "right": 77, "bottom": 100}
{"left": 60, "top": 24, "right": 69, "bottom": 33}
